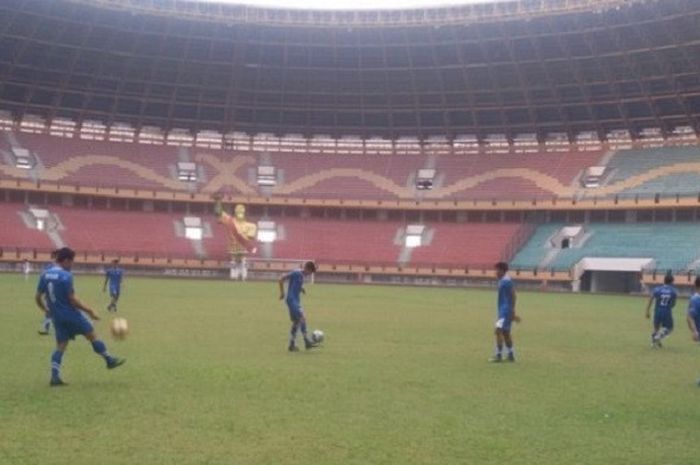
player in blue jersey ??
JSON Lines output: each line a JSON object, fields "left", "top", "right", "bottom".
{"left": 278, "top": 261, "right": 319, "bottom": 352}
{"left": 103, "top": 259, "right": 124, "bottom": 312}
{"left": 686, "top": 277, "right": 700, "bottom": 386}
{"left": 489, "top": 262, "right": 520, "bottom": 363}
{"left": 35, "top": 247, "right": 125, "bottom": 386}
{"left": 645, "top": 273, "right": 678, "bottom": 348}
{"left": 37, "top": 250, "right": 59, "bottom": 336}
{"left": 687, "top": 276, "right": 700, "bottom": 343}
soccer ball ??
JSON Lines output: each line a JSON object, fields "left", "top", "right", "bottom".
{"left": 110, "top": 318, "right": 128, "bottom": 340}
{"left": 311, "top": 329, "right": 324, "bottom": 344}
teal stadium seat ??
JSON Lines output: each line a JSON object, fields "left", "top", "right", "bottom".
{"left": 605, "top": 146, "right": 700, "bottom": 196}
{"left": 512, "top": 223, "right": 700, "bottom": 272}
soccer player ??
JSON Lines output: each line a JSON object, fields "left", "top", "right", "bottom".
{"left": 687, "top": 277, "right": 700, "bottom": 341}
{"left": 490, "top": 262, "right": 520, "bottom": 363}
{"left": 686, "top": 277, "right": 700, "bottom": 386}
{"left": 35, "top": 247, "right": 125, "bottom": 386}
{"left": 645, "top": 273, "right": 678, "bottom": 348}
{"left": 278, "top": 261, "right": 319, "bottom": 352}
{"left": 103, "top": 259, "right": 124, "bottom": 312}
{"left": 22, "top": 259, "right": 31, "bottom": 281}
{"left": 37, "top": 250, "right": 59, "bottom": 336}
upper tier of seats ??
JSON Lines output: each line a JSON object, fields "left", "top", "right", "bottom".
{"left": 512, "top": 223, "right": 700, "bottom": 272}
{"left": 3, "top": 130, "right": 700, "bottom": 200}
{"left": 0, "top": 130, "right": 602, "bottom": 201}
{"left": 603, "top": 146, "right": 700, "bottom": 197}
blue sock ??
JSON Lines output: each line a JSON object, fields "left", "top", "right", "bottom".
{"left": 289, "top": 323, "right": 298, "bottom": 346}
{"left": 300, "top": 320, "right": 310, "bottom": 341}
{"left": 51, "top": 350, "right": 63, "bottom": 380}
{"left": 91, "top": 340, "right": 114, "bottom": 363}
{"left": 495, "top": 344, "right": 503, "bottom": 356}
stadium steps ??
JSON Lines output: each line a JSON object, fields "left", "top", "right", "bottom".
{"left": 0, "top": 204, "right": 55, "bottom": 251}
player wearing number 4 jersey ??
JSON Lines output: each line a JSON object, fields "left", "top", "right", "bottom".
{"left": 645, "top": 273, "right": 678, "bottom": 348}
{"left": 35, "top": 247, "right": 125, "bottom": 387}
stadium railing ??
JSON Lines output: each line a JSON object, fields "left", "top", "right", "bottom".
{"left": 2, "top": 178, "right": 699, "bottom": 212}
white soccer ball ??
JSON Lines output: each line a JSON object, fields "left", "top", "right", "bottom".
{"left": 311, "top": 329, "right": 325, "bottom": 344}
{"left": 110, "top": 318, "right": 129, "bottom": 340}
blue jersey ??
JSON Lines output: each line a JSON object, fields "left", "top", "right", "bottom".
{"left": 43, "top": 262, "right": 55, "bottom": 271}
{"left": 497, "top": 276, "right": 514, "bottom": 318}
{"left": 37, "top": 267, "right": 78, "bottom": 321}
{"left": 286, "top": 269, "right": 304, "bottom": 304}
{"left": 652, "top": 285, "right": 677, "bottom": 313}
{"left": 689, "top": 293, "right": 700, "bottom": 326}
{"left": 106, "top": 267, "right": 124, "bottom": 288}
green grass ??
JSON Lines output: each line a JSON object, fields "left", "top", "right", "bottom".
{"left": 1, "top": 274, "right": 699, "bottom": 465}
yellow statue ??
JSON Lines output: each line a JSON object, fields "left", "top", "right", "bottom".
{"left": 213, "top": 195, "right": 257, "bottom": 281}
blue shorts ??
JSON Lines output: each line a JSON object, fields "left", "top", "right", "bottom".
{"left": 110, "top": 286, "right": 120, "bottom": 298}
{"left": 495, "top": 316, "right": 512, "bottom": 332}
{"left": 286, "top": 301, "right": 304, "bottom": 322}
{"left": 653, "top": 310, "right": 673, "bottom": 330}
{"left": 53, "top": 313, "right": 94, "bottom": 343}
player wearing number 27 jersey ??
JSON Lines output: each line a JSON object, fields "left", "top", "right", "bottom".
{"left": 645, "top": 274, "right": 677, "bottom": 348}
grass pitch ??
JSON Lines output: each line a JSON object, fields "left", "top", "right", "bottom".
{"left": 1, "top": 274, "right": 699, "bottom": 465}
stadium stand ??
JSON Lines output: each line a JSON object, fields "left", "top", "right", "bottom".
{"left": 510, "top": 224, "right": 563, "bottom": 271}
{"left": 267, "top": 217, "right": 403, "bottom": 264}
{"left": 0, "top": 203, "right": 55, "bottom": 251}
{"left": 6, "top": 128, "right": 700, "bottom": 201}
{"left": 512, "top": 223, "right": 700, "bottom": 272}
{"left": 601, "top": 146, "right": 700, "bottom": 196}
{"left": 0, "top": 200, "right": 540, "bottom": 268}
{"left": 1, "top": 129, "right": 611, "bottom": 201}
{"left": 435, "top": 151, "right": 604, "bottom": 200}
{"left": 267, "top": 152, "right": 424, "bottom": 199}
{"left": 51, "top": 207, "right": 197, "bottom": 258}
{"left": 4, "top": 131, "right": 184, "bottom": 191}
{"left": 409, "top": 222, "right": 528, "bottom": 267}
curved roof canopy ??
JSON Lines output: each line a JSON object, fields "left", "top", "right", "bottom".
{"left": 0, "top": 0, "right": 698, "bottom": 139}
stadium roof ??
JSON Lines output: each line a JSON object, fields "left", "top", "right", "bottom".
{"left": 195, "top": 0, "right": 500, "bottom": 11}
{"left": 66, "top": 0, "right": 639, "bottom": 27}
{"left": 0, "top": 0, "right": 698, "bottom": 139}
